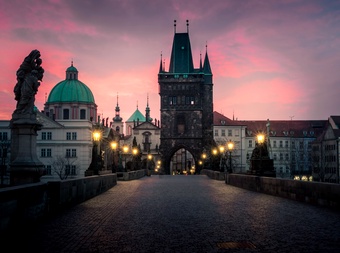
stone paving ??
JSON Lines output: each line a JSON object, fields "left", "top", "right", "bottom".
{"left": 4, "top": 175, "right": 340, "bottom": 252}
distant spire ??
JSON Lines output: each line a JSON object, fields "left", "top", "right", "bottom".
{"left": 186, "top": 20, "right": 189, "bottom": 33}
{"left": 174, "top": 20, "right": 177, "bottom": 33}
{"left": 159, "top": 52, "right": 163, "bottom": 73}
{"left": 113, "top": 92, "right": 122, "bottom": 122}
{"left": 145, "top": 93, "right": 151, "bottom": 122}
{"left": 200, "top": 51, "right": 203, "bottom": 71}
{"left": 203, "top": 43, "right": 212, "bottom": 74}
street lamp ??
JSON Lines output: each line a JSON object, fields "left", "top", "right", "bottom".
{"left": 257, "top": 133, "right": 265, "bottom": 174}
{"left": 147, "top": 153, "right": 152, "bottom": 176}
{"left": 122, "top": 145, "right": 129, "bottom": 171}
{"left": 92, "top": 130, "right": 101, "bottom": 175}
{"left": 111, "top": 141, "right": 118, "bottom": 173}
{"left": 218, "top": 145, "right": 225, "bottom": 172}
{"left": 132, "top": 147, "right": 139, "bottom": 171}
{"left": 227, "top": 141, "right": 234, "bottom": 173}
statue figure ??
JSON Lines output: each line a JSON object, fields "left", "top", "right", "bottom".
{"left": 13, "top": 50, "right": 44, "bottom": 114}
{"left": 250, "top": 140, "right": 269, "bottom": 159}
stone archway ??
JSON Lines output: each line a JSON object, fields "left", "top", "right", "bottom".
{"left": 169, "top": 148, "right": 196, "bottom": 175}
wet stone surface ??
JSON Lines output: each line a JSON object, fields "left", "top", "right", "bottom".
{"left": 4, "top": 175, "right": 340, "bottom": 252}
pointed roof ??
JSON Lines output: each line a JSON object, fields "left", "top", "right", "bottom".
{"left": 203, "top": 47, "right": 212, "bottom": 74}
{"left": 169, "top": 32, "right": 194, "bottom": 73}
{"left": 126, "top": 108, "right": 146, "bottom": 123}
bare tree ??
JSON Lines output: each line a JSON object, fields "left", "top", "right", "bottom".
{"left": 50, "top": 155, "right": 78, "bottom": 180}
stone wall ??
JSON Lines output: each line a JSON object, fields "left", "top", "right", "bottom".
{"left": 200, "top": 169, "right": 225, "bottom": 180}
{"left": 226, "top": 174, "right": 340, "bottom": 210}
{"left": 116, "top": 169, "right": 146, "bottom": 181}
{"left": 0, "top": 174, "right": 117, "bottom": 234}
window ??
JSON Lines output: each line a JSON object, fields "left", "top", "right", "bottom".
{"left": 214, "top": 129, "right": 218, "bottom": 136}
{"left": 279, "top": 141, "right": 283, "bottom": 148}
{"left": 185, "top": 96, "right": 194, "bottom": 105}
{"left": 65, "top": 165, "right": 77, "bottom": 175}
{"left": 176, "top": 115, "right": 185, "bottom": 134}
{"left": 273, "top": 141, "right": 277, "bottom": 148}
{"left": 285, "top": 153, "right": 289, "bottom": 161}
{"left": 285, "top": 140, "right": 289, "bottom": 148}
{"left": 279, "top": 153, "right": 283, "bottom": 160}
{"left": 41, "top": 148, "right": 52, "bottom": 157}
{"left": 80, "top": 109, "right": 86, "bottom": 119}
{"left": 72, "top": 132, "right": 77, "bottom": 140}
{"left": 45, "top": 165, "right": 52, "bottom": 175}
{"left": 221, "top": 130, "right": 225, "bottom": 136}
{"left": 235, "top": 129, "right": 239, "bottom": 136}
{"left": 66, "top": 149, "right": 77, "bottom": 157}
{"left": 299, "top": 141, "right": 304, "bottom": 149}
{"left": 0, "top": 132, "right": 8, "bottom": 140}
{"left": 248, "top": 140, "right": 252, "bottom": 148}
{"left": 169, "top": 96, "right": 177, "bottom": 105}
{"left": 67, "top": 132, "right": 77, "bottom": 140}
{"left": 273, "top": 153, "right": 277, "bottom": 160}
{"left": 63, "top": 109, "right": 69, "bottom": 119}
{"left": 42, "top": 132, "right": 52, "bottom": 140}
{"left": 228, "top": 130, "right": 232, "bottom": 136}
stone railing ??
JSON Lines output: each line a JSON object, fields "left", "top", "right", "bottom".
{"left": 200, "top": 169, "right": 225, "bottom": 180}
{"left": 116, "top": 169, "right": 146, "bottom": 181}
{"left": 0, "top": 174, "right": 117, "bottom": 234}
{"left": 226, "top": 174, "right": 340, "bottom": 210}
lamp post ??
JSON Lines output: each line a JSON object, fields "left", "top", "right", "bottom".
{"left": 132, "top": 147, "right": 138, "bottom": 171}
{"left": 218, "top": 145, "right": 225, "bottom": 172}
{"left": 227, "top": 141, "right": 234, "bottom": 173}
{"left": 257, "top": 134, "right": 265, "bottom": 174}
{"left": 111, "top": 141, "right": 118, "bottom": 173}
{"left": 123, "top": 145, "right": 129, "bottom": 171}
{"left": 147, "top": 153, "right": 152, "bottom": 176}
{"left": 92, "top": 130, "right": 101, "bottom": 175}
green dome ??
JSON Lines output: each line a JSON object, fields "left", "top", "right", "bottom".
{"left": 47, "top": 79, "right": 95, "bottom": 103}
{"left": 46, "top": 64, "right": 95, "bottom": 104}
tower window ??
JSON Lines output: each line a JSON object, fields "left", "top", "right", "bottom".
{"left": 177, "top": 115, "right": 185, "bottom": 134}
{"left": 169, "top": 96, "right": 177, "bottom": 105}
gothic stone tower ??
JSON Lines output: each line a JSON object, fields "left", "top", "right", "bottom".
{"left": 158, "top": 21, "right": 214, "bottom": 174}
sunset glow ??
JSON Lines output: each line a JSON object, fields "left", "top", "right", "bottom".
{"left": 0, "top": 0, "right": 339, "bottom": 122}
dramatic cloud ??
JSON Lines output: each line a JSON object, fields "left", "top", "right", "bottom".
{"left": 0, "top": 0, "right": 339, "bottom": 124}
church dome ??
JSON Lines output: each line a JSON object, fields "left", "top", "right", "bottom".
{"left": 46, "top": 63, "right": 95, "bottom": 104}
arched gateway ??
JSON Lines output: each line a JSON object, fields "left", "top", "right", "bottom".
{"left": 158, "top": 21, "right": 214, "bottom": 174}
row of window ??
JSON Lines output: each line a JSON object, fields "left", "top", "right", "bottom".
{"left": 169, "top": 96, "right": 195, "bottom": 105}
{"left": 41, "top": 132, "right": 77, "bottom": 140}
{"left": 0, "top": 132, "right": 8, "bottom": 140}
{"left": 45, "top": 165, "right": 76, "bottom": 175}
{"left": 41, "top": 148, "right": 77, "bottom": 158}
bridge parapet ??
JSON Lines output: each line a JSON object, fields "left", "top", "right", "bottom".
{"left": 226, "top": 174, "right": 340, "bottom": 210}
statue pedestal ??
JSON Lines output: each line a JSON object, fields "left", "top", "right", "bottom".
{"left": 10, "top": 113, "right": 45, "bottom": 185}
{"left": 248, "top": 158, "right": 276, "bottom": 177}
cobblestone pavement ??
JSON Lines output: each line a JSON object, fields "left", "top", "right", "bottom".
{"left": 5, "top": 175, "right": 340, "bottom": 252}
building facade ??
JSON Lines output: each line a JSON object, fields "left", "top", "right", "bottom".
{"left": 213, "top": 111, "right": 329, "bottom": 180}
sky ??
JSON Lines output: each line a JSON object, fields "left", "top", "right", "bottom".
{"left": 0, "top": 0, "right": 339, "bottom": 123}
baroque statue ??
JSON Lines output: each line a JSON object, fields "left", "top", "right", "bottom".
{"left": 13, "top": 49, "right": 44, "bottom": 114}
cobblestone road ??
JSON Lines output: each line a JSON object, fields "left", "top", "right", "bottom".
{"left": 5, "top": 175, "right": 340, "bottom": 252}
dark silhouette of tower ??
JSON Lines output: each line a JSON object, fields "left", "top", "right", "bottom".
{"left": 158, "top": 20, "right": 214, "bottom": 174}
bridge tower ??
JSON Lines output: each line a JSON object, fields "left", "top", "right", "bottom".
{"left": 158, "top": 20, "right": 214, "bottom": 174}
